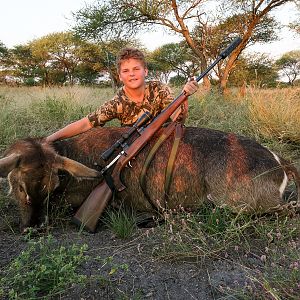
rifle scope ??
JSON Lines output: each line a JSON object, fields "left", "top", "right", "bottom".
{"left": 101, "top": 110, "right": 152, "bottom": 161}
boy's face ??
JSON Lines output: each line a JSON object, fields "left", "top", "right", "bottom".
{"left": 118, "top": 58, "right": 148, "bottom": 90}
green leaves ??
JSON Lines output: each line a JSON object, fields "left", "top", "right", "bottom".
{"left": 275, "top": 51, "right": 300, "bottom": 85}
{"left": 0, "top": 235, "right": 88, "bottom": 299}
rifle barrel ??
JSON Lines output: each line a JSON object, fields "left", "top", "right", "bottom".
{"left": 195, "top": 36, "right": 242, "bottom": 83}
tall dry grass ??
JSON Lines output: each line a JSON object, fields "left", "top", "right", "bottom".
{"left": 0, "top": 86, "right": 115, "bottom": 151}
{"left": 0, "top": 85, "right": 114, "bottom": 107}
{"left": 247, "top": 87, "right": 300, "bottom": 143}
{"left": 0, "top": 85, "right": 299, "bottom": 158}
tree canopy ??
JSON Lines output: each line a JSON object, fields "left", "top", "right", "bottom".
{"left": 0, "top": 1, "right": 299, "bottom": 88}
{"left": 72, "top": 0, "right": 294, "bottom": 90}
{"left": 276, "top": 50, "right": 300, "bottom": 85}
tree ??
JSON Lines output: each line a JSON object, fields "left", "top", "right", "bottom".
{"left": 30, "top": 32, "right": 86, "bottom": 85}
{"left": 289, "top": 1, "right": 300, "bottom": 34}
{"left": 73, "top": 42, "right": 105, "bottom": 85}
{"left": 148, "top": 42, "right": 201, "bottom": 83}
{"left": 73, "top": 0, "right": 293, "bottom": 91}
{"left": 4, "top": 32, "right": 109, "bottom": 86}
{"left": 0, "top": 42, "right": 9, "bottom": 83}
{"left": 192, "top": 11, "right": 279, "bottom": 89}
{"left": 0, "top": 41, "right": 8, "bottom": 61}
{"left": 214, "top": 0, "right": 292, "bottom": 91}
{"left": 229, "top": 53, "right": 278, "bottom": 87}
{"left": 7, "top": 45, "right": 40, "bottom": 83}
{"left": 28, "top": 32, "right": 105, "bottom": 86}
{"left": 276, "top": 50, "right": 300, "bottom": 85}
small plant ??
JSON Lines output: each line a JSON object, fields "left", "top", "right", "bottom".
{"left": 0, "top": 235, "right": 88, "bottom": 299}
{"left": 103, "top": 208, "right": 137, "bottom": 239}
{"left": 260, "top": 244, "right": 300, "bottom": 300}
{"left": 195, "top": 203, "right": 237, "bottom": 234}
{"left": 101, "top": 256, "right": 129, "bottom": 276}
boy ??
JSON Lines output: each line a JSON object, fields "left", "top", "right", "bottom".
{"left": 46, "top": 47, "right": 198, "bottom": 142}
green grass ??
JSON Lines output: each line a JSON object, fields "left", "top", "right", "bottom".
{"left": 0, "top": 235, "right": 88, "bottom": 299}
{"left": 0, "top": 85, "right": 300, "bottom": 299}
{"left": 0, "top": 86, "right": 115, "bottom": 151}
{"left": 103, "top": 207, "right": 137, "bottom": 239}
{"left": 186, "top": 89, "right": 254, "bottom": 137}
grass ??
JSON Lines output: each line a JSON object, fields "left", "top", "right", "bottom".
{"left": 103, "top": 207, "right": 137, "bottom": 239}
{"left": 150, "top": 203, "right": 253, "bottom": 260}
{"left": 0, "top": 234, "right": 89, "bottom": 299}
{"left": 247, "top": 87, "right": 300, "bottom": 143}
{"left": 0, "top": 85, "right": 300, "bottom": 299}
{"left": 186, "top": 88, "right": 254, "bottom": 137}
{"left": 0, "top": 86, "right": 115, "bottom": 151}
{"left": 149, "top": 204, "right": 300, "bottom": 299}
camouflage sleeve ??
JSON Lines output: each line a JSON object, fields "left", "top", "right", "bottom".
{"left": 159, "top": 84, "right": 174, "bottom": 110}
{"left": 87, "top": 98, "right": 122, "bottom": 127}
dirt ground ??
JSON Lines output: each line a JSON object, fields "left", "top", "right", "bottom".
{"left": 0, "top": 230, "right": 258, "bottom": 300}
{"left": 1, "top": 178, "right": 294, "bottom": 300}
{"left": 0, "top": 204, "right": 262, "bottom": 300}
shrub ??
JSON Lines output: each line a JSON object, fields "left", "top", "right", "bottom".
{"left": 0, "top": 235, "right": 88, "bottom": 299}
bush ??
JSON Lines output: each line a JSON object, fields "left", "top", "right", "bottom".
{"left": 24, "top": 77, "right": 36, "bottom": 86}
{"left": 169, "top": 75, "right": 186, "bottom": 87}
{"left": 0, "top": 235, "right": 88, "bottom": 299}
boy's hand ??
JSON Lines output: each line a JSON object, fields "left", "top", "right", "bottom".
{"left": 183, "top": 79, "right": 199, "bottom": 96}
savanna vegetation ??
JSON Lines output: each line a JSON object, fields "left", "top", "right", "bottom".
{"left": 0, "top": 85, "right": 299, "bottom": 299}
{"left": 0, "top": 0, "right": 300, "bottom": 299}
{"left": 1, "top": 1, "right": 300, "bottom": 90}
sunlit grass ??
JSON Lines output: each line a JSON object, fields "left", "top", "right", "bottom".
{"left": 247, "top": 87, "right": 300, "bottom": 143}
{"left": 0, "top": 85, "right": 300, "bottom": 299}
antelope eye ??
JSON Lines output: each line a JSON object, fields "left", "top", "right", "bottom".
{"left": 18, "top": 185, "right": 25, "bottom": 193}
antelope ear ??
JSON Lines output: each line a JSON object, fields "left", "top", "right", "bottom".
{"left": 53, "top": 155, "right": 101, "bottom": 179}
{"left": 0, "top": 153, "right": 21, "bottom": 177}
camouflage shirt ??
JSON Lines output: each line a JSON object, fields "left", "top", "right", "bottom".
{"left": 87, "top": 81, "right": 175, "bottom": 127}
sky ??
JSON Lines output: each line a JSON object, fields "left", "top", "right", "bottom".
{"left": 0, "top": 0, "right": 299, "bottom": 59}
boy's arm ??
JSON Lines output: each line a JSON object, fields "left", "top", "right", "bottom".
{"left": 45, "top": 117, "right": 93, "bottom": 142}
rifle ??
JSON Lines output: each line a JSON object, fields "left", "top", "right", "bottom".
{"left": 72, "top": 37, "right": 242, "bottom": 232}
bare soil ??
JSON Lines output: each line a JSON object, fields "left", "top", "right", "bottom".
{"left": 0, "top": 205, "right": 262, "bottom": 300}
{"left": 1, "top": 229, "right": 258, "bottom": 300}
{"left": 1, "top": 179, "right": 296, "bottom": 300}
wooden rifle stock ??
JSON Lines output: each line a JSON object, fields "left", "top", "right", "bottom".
{"left": 73, "top": 37, "right": 242, "bottom": 232}
{"left": 73, "top": 181, "right": 112, "bottom": 232}
{"left": 73, "top": 92, "right": 188, "bottom": 232}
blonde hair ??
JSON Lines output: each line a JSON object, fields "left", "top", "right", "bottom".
{"left": 116, "top": 48, "right": 147, "bottom": 73}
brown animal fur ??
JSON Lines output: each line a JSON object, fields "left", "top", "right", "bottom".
{"left": 0, "top": 127, "right": 299, "bottom": 231}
